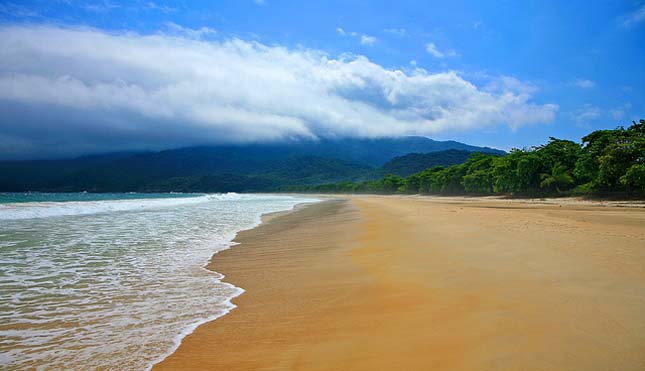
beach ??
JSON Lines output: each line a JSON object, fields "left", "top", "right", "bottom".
{"left": 154, "top": 195, "right": 645, "bottom": 370}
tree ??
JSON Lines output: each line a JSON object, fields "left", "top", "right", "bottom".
{"left": 462, "top": 152, "right": 496, "bottom": 194}
{"left": 515, "top": 153, "right": 542, "bottom": 193}
{"left": 440, "top": 165, "right": 466, "bottom": 194}
{"left": 382, "top": 174, "right": 405, "bottom": 193}
{"left": 620, "top": 164, "right": 645, "bottom": 193}
{"left": 575, "top": 120, "right": 645, "bottom": 193}
{"left": 290, "top": 119, "right": 644, "bottom": 198}
{"left": 417, "top": 166, "right": 446, "bottom": 194}
{"left": 540, "top": 163, "right": 575, "bottom": 193}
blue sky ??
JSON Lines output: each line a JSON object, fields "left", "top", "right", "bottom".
{"left": 0, "top": 0, "right": 643, "bottom": 159}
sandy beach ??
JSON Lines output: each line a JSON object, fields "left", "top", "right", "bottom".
{"left": 154, "top": 196, "right": 645, "bottom": 371}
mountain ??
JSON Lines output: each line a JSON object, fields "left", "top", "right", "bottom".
{"left": 271, "top": 137, "right": 504, "bottom": 166}
{"left": 264, "top": 156, "right": 376, "bottom": 185}
{"left": 382, "top": 150, "right": 479, "bottom": 177}
{"left": 0, "top": 137, "right": 504, "bottom": 192}
{"left": 146, "top": 156, "right": 377, "bottom": 193}
{"left": 0, "top": 152, "right": 145, "bottom": 192}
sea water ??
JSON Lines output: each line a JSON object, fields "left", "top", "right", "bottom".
{"left": 0, "top": 192, "right": 317, "bottom": 370}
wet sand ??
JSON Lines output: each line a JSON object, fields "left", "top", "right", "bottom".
{"left": 154, "top": 196, "right": 645, "bottom": 370}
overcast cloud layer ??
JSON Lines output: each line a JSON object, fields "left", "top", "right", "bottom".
{"left": 0, "top": 25, "right": 557, "bottom": 159}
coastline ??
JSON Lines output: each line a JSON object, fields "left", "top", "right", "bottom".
{"left": 153, "top": 198, "right": 356, "bottom": 371}
{"left": 147, "top": 197, "right": 321, "bottom": 371}
{"left": 155, "top": 195, "right": 645, "bottom": 370}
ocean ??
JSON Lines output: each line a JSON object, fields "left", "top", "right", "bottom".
{"left": 0, "top": 192, "right": 318, "bottom": 370}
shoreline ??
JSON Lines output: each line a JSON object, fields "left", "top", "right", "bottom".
{"left": 153, "top": 198, "right": 356, "bottom": 371}
{"left": 148, "top": 197, "right": 322, "bottom": 371}
{"left": 155, "top": 195, "right": 645, "bottom": 370}
{"left": 298, "top": 193, "right": 645, "bottom": 208}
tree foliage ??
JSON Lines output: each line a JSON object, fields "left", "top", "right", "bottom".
{"left": 295, "top": 119, "right": 645, "bottom": 198}
{"left": 381, "top": 149, "right": 475, "bottom": 177}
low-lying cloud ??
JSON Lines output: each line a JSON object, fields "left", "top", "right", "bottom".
{"left": 0, "top": 25, "right": 557, "bottom": 159}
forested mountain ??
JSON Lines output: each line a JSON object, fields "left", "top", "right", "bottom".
{"left": 3, "top": 119, "right": 643, "bottom": 197}
{"left": 295, "top": 120, "right": 645, "bottom": 198}
{"left": 283, "top": 137, "right": 504, "bottom": 166}
{"left": 382, "top": 150, "right": 476, "bottom": 177}
{"left": 0, "top": 137, "right": 501, "bottom": 192}
{"left": 143, "top": 156, "right": 377, "bottom": 193}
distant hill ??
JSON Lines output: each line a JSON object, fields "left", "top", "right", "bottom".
{"left": 281, "top": 137, "right": 504, "bottom": 166}
{"left": 383, "top": 150, "right": 479, "bottom": 177}
{"left": 264, "top": 156, "right": 376, "bottom": 185}
{"left": 145, "top": 156, "right": 377, "bottom": 193}
{"left": 0, "top": 137, "right": 504, "bottom": 192}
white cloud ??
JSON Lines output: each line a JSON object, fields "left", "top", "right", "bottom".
{"left": 384, "top": 28, "right": 407, "bottom": 36}
{"left": 485, "top": 76, "right": 539, "bottom": 96}
{"left": 164, "top": 22, "right": 217, "bottom": 39}
{"left": 425, "top": 42, "right": 456, "bottom": 58}
{"left": 0, "top": 25, "right": 558, "bottom": 157}
{"left": 572, "top": 79, "right": 595, "bottom": 89}
{"left": 337, "top": 27, "right": 357, "bottom": 37}
{"left": 623, "top": 5, "right": 645, "bottom": 27}
{"left": 145, "top": 2, "right": 176, "bottom": 13}
{"left": 253, "top": 0, "right": 266, "bottom": 6}
{"left": 81, "top": 1, "right": 122, "bottom": 13}
{"left": 610, "top": 102, "right": 632, "bottom": 120}
{"left": 337, "top": 27, "right": 376, "bottom": 46}
{"left": 571, "top": 104, "right": 601, "bottom": 127}
{"left": 359, "top": 35, "right": 377, "bottom": 45}
{"left": 425, "top": 43, "right": 443, "bottom": 58}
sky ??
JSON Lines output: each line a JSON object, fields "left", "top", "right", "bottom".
{"left": 0, "top": 0, "right": 643, "bottom": 160}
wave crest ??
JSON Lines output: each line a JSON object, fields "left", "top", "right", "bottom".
{"left": 0, "top": 195, "right": 213, "bottom": 220}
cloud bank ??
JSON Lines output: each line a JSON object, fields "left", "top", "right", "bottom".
{"left": 0, "top": 25, "right": 557, "bottom": 159}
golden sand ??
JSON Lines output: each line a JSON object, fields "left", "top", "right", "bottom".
{"left": 154, "top": 196, "right": 645, "bottom": 370}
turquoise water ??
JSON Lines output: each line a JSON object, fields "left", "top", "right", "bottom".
{"left": 0, "top": 193, "right": 318, "bottom": 370}
{"left": 0, "top": 192, "right": 202, "bottom": 204}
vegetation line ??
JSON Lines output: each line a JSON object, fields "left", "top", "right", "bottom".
{"left": 285, "top": 120, "right": 645, "bottom": 198}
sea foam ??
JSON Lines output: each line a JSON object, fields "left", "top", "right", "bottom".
{"left": 0, "top": 193, "right": 318, "bottom": 370}
{"left": 0, "top": 194, "right": 217, "bottom": 220}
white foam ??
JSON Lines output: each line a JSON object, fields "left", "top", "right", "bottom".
{"left": 0, "top": 195, "right": 213, "bottom": 220}
{"left": 146, "top": 197, "right": 316, "bottom": 370}
{"left": 0, "top": 194, "right": 319, "bottom": 371}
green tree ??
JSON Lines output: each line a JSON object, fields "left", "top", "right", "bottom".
{"left": 575, "top": 120, "right": 645, "bottom": 193}
{"left": 491, "top": 153, "right": 518, "bottom": 193}
{"left": 289, "top": 119, "right": 644, "bottom": 198}
{"left": 620, "top": 163, "right": 645, "bottom": 193}
{"left": 439, "top": 164, "right": 466, "bottom": 194}
{"left": 540, "top": 162, "right": 575, "bottom": 193}
{"left": 462, "top": 152, "right": 496, "bottom": 194}
{"left": 382, "top": 174, "right": 405, "bottom": 193}
{"left": 417, "top": 166, "right": 446, "bottom": 194}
